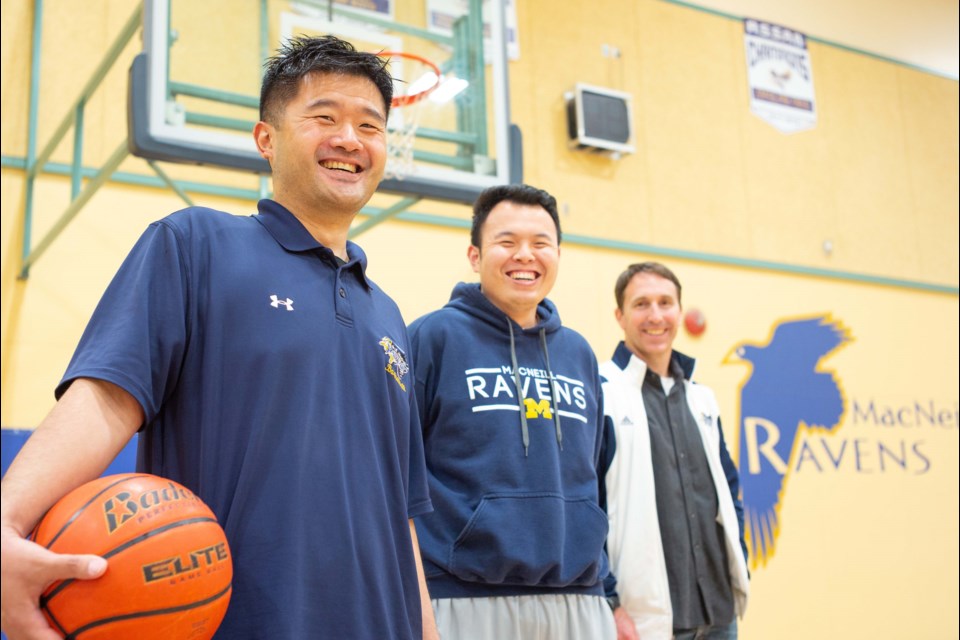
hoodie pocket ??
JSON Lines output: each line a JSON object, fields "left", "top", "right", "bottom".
{"left": 448, "top": 492, "right": 608, "bottom": 588}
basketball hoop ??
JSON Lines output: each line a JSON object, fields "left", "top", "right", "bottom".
{"left": 380, "top": 51, "right": 441, "bottom": 180}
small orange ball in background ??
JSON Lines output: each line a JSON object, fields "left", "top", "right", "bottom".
{"left": 31, "top": 473, "right": 232, "bottom": 640}
{"left": 684, "top": 308, "right": 707, "bottom": 336}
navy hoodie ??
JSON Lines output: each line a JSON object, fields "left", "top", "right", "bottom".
{"left": 408, "top": 282, "right": 610, "bottom": 599}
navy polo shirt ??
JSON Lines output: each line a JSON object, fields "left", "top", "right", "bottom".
{"left": 58, "top": 199, "right": 432, "bottom": 639}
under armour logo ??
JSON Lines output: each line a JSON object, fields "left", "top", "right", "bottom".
{"left": 270, "top": 294, "right": 294, "bottom": 310}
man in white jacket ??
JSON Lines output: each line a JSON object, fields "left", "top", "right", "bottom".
{"left": 600, "top": 262, "right": 749, "bottom": 640}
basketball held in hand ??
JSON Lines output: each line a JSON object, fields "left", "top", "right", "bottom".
{"left": 31, "top": 473, "right": 232, "bottom": 639}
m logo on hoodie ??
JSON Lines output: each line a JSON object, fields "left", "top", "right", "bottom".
{"left": 525, "top": 398, "right": 553, "bottom": 419}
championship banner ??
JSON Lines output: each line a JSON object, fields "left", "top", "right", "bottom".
{"left": 743, "top": 18, "right": 816, "bottom": 133}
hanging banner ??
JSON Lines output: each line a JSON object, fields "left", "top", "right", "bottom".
{"left": 743, "top": 18, "right": 816, "bottom": 133}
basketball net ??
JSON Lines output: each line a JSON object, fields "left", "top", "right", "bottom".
{"left": 381, "top": 51, "right": 440, "bottom": 181}
{"left": 385, "top": 100, "right": 425, "bottom": 180}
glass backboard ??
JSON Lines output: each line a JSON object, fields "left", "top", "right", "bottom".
{"left": 129, "top": 0, "right": 518, "bottom": 204}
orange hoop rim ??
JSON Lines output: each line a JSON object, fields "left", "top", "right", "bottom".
{"left": 379, "top": 51, "right": 442, "bottom": 107}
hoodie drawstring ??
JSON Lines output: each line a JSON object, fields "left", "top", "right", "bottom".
{"left": 540, "top": 329, "right": 564, "bottom": 451}
{"left": 508, "top": 321, "right": 530, "bottom": 456}
{"left": 507, "top": 320, "right": 564, "bottom": 456}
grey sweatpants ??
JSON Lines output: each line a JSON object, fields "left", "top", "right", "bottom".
{"left": 432, "top": 594, "right": 616, "bottom": 640}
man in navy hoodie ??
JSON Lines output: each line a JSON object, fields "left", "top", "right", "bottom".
{"left": 408, "top": 184, "right": 617, "bottom": 639}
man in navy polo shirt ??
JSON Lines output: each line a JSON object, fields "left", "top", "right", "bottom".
{"left": 1, "top": 36, "right": 437, "bottom": 639}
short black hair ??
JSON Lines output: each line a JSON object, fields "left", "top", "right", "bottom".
{"left": 471, "top": 184, "right": 562, "bottom": 247}
{"left": 614, "top": 262, "right": 683, "bottom": 309}
{"left": 260, "top": 35, "right": 393, "bottom": 124}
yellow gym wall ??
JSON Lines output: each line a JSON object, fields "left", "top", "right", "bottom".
{"left": 2, "top": 1, "right": 957, "bottom": 638}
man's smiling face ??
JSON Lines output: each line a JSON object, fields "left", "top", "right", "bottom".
{"left": 468, "top": 200, "right": 560, "bottom": 328}
{"left": 254, "top": 71, "right": 387, "bottom": 219}
{"left": 616, "top": 271, "right": 681, "bottom": 375}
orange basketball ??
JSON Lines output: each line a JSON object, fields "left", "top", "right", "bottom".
{"left": 31, "top": 473, "right": 232, "bottom": 640}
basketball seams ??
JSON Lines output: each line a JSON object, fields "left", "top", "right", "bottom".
{"left": 42, "top": 608, "right": 70, "bottom": 638}
{"left": 61, "top": 584, "right": 233, "bottom": 640}
{"left": 40, "top": 516, "right": 223, "bottom": 606}
{"left": 36, "top": 474, "right": 153, "bottom": 550}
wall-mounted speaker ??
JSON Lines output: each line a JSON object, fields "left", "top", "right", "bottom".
{"left": 565, "top": 83, "right": 635, "bottom": 158}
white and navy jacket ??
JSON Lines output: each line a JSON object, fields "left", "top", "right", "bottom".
{"left": 600, "top": 343, "right": 749, "bottom": 639}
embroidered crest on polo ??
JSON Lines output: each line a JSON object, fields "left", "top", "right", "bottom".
{"left": 270, "top": 294, "right": 294, "bottom": 310}
{"left": 379, "top": 336, "right": 409, "bottom": 391}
